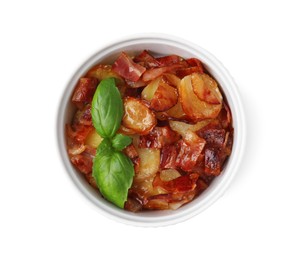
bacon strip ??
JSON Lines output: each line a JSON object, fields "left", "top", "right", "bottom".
{"left": 133, "top": 50, "right": 160, "bottom": 68}
{"left": 153, "top": 173, "right": 199, "bottom": 193}
{"left": 176, "top": 132, "right": 206, "bottom": 172}
{"left": 142, "top": 64, "right": 185, "bottom": 82}
{"left": 139, "top": 126, "right": 180, "bottom": 149}
{"left": 156, "top": 55, "right": 184, "bottom": 66}
{"left": 186, "top": 58, "right": 204, "bottom": 71}
{"left": 160, "top": 145, "right": 178, "bottom": 169}
{"left": 72, "top": 78, "right": 98, "bottom": 109}
{"left": 112, "top": 52, "right": 146, "bottom": 82}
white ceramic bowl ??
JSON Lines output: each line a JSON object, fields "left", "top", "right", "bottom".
{"left": 57, "top": 34, "right": 246, "bottom": 227}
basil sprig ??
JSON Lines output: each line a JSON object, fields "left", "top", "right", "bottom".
{"left": 91, "top": 78, "right": 123, "bottom": 138}
{"left": 91, "top": 78, "right": 134, "bottom": 208}
{"left": 112, "top": 134, "right": 132, "bottom": 151}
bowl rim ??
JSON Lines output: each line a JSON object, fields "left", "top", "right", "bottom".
{"left": 57, "top": 33, "right": 246, "bottom": 227}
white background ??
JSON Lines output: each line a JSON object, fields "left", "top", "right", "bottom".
{"left": 1, "top": 0, "right": 300, "bottom": 259}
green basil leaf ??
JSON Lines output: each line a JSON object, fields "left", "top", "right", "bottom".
{"left": 91, "top": 78, "right": 123, "bottom": 138}
{"left": 112, "top": 134, "right": 132, "bottom": 151}
{"left": 96, "top": 137, "right": 112, "bottom": 155}
{"left": 92, "top": 149, "right": 134, "bottom": 208}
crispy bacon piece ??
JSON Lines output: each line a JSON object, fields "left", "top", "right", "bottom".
{"left": 196, "top": 179, "right": 209, "bottom": 193}
{"left": 142, "top": 64, "right": 185, "bottom": 82}
{"left": 160, "top": 145, "right": 178, "bottom": 169}
{"left": 133, "top": 50, "right": 160, "bottom": 68}
{"left": 139, "top": 126, "right": 180, "bottom": 149}
{"left": 112, "top": 52, "right": 146, "bottom": 82}
{"left": 66, "top": 124, "right": 93, "bottom": 143}
{"left": 71, "top": 154, "right": 92, "bottom": 174}
{"left": 156, "top": 55, "right": 184, "bottom": 66}
{"left": 70, "top": 148, "right": 95, "bottom": 175}
{"left": 196, "top": 116, "right": 233, "bottom": 176}
{"left": 153, "top": 173, "right": 199, "bottom": 193}
{"left": 144, "top": 188, "right": 197, "bottom": 210}
{"left": 124, "top": 144, "right": 138, "bottom": 159}
{"left": 176, "top": 66, "right": 204, "bottom": 78}
{"left": 142, "top": 67, "right": 170, "bottom": 82}
{"left": 200, "top": 128, "right": 226, "bottom": 147}
{"left": 186, "top": 58, "right": 204, "bottom": 71}
{"left": 72, "top": 78, "right": 99, "bottom": 109}
{"left": 218, "top": 102, "right": 232, "bottom": 129}
{"left": 176, "top": 131, "right": 206, "bottom": 172}
{"left": 204, "top": 147, "right": 222, "bottom": 175}
{"left": 66, "top": 105, "right": 95, "bottom": 174}
{"left": 143, "top": 173, "right": 199, "bottom": 210}
{"left": 124, "top": 195, "right": 143, "bottom": 212}
{"left": 73, "top": 104, "right": 92, "bottom": 126}
{"left": 176, "top": 140, "right": 202, "bottom": 172}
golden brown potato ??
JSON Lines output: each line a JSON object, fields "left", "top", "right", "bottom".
{"left": 191, "top": 73, "right": 222, "bottom": 104}
{"left": 135, "top": 148, "right": 160, "bottom": 180}
{"left": 160, "top": 169, "right": 181, "bottom": 182}
{"left": 141, "top": 76, "right": 161, "bottom": 101}
{"left": 165, "top": 101, "right": 187, "bottom": 119}
{"left": 179, "top": 75, "right": 222, "bottom": 120}
{"left": 169, "top": 119, "right": 212, "bottom": 137}
{"left": 155, "top": 101, "right": 187, "bottom": 121}
{"left": 85, "top": 129, "right": 103, "bottom": 148}
{"left": 150, "top": 81, "right": 178, "bottom": 112}
{"left": 163, "top": 73, "right": 181, "bottom": 88}
{"left": 142, "top": 77, "right": 178, "bottom": 112}
{"left": 122, "top": 97, "right": 157, "bottom": 135}
{"left": 118, "top": 125, "right": 137, "bottom": 135}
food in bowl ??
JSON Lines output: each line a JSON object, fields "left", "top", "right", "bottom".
{"left": 66, "top": 50, "right": 233, "bottom": 212}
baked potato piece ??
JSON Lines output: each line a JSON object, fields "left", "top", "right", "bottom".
{"left": 142, "top": 76, "right": 178, "bottom": 112}
{"left": 169, "top": 119, "right": 212, "bottom": 137}
{"left": 191, "top": 73, "right": 222, "bottom": 104}
{"left": 179, "top": 75, "right": 222, "bottom": 120}
{"left": 122, "top": 97, "right": 157, "bottom": 135}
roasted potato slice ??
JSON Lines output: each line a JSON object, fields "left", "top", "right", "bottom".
{"left": 169, "top": 119, "right": 212, "bottom": 137}
{"left": 122, "top": 97, "right": 156, "bottom": 135}
{"left": 155, "top": 101, "right": 187, "bottom": 121}
{"left": 85, "top": 129, "right": 103, "bottom": 148}
{"left": 141, "top": 76, "right": 161, "bottom": 101}
{"left": 150, "top": 81, "right": 178, "bottom": 112}
{"left": 163, "top": 73, "right": 181, "bottom": 88}
{"left": 179, "top": 75, "right": 222, "bottom": 120}
{"left": 142, "top": 76, "right": 178, "bottom": 112}
{"left": 118, "top": 125, "right": 137, "bottom": 135}
{"left": 136, "top": 148, "right": 160, "bottom": 180}
{"left": 191, "top": 73, "right": 222, "bottom": 104}
{"left": 160, "top": 169, "right": 181, "bottom": 182}
{"left": 165, "top": 101, "right": 187, "bottom": 119}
